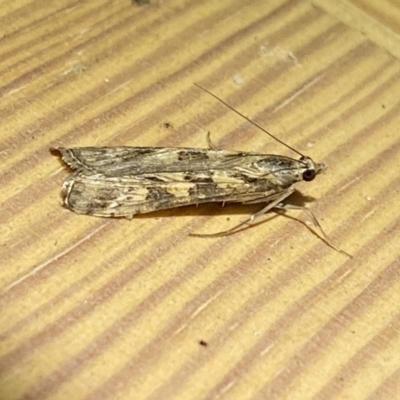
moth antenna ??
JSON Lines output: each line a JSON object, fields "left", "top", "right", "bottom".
{"left": 194, "top": 83, "right": 305, "bottom": 157}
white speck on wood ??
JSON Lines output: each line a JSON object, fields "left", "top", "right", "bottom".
{"left": 233, "top": 74, "right": 244, "bottom": 85}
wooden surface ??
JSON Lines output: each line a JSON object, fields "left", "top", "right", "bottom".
{"left": 1, "top": 1, "right": 400, "bottom": 399}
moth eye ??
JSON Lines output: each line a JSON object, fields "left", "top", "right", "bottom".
{"left": 303, "top": 169, "right": 316, "bottom": 182}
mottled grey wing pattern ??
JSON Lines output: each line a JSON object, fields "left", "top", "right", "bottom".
{"left": 56, "top": 147, "right": 267, "bottom": 176}
{"left": 63, "top": 171, "right": 278, "bottom": 217}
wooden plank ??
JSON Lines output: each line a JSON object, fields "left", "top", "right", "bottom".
{"left": 1, "top": 1, "right": 400, "bottom": 399}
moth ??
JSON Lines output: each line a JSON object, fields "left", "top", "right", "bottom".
{"left": 53, "top": 85, "right": 345, "bottom": 254}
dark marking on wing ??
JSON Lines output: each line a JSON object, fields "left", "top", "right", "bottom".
{"left": 146, "top": 187, "right": 175, "bottom": 202}
{"left": 177, "top": 150, "right": 209, "bottom": 162}
{"left": 182, "top": 172, "right": 215, "bottom": 183}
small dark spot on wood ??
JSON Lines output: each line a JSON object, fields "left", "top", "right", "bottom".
{"left": 163, "top": 122, "right": 173, "bottom": 129}
{"left": 199, "top": 340, "right": 208, "bottom": 347}
{"left": 133, "top": 0, "right": 150, "bottom": 5}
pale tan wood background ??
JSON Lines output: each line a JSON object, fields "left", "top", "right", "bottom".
{"left": 1, "top": 1, "right": 400, "bottom": 399}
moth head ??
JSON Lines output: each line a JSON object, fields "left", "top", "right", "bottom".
{"left": 254, "top": 155, "right": 326, "bottom": 186}
{"left": 299, "top": 156, "right": 326, "bottom": 182}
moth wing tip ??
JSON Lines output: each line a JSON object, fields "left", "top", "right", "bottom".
{"left": 50, "top": 147, "right": 71, "bottom": 158}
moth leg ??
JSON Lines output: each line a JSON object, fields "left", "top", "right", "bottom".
{"left": 206, "top": 131, "right": 219, "bottom": 150}
{"left": 190, "top": 189, "right": 295, "bottom": 238}
{"left": 273, "top": 203, "right": 351, "bottom": 257}
{"left": 239, "top": 191, "right": 289, "bottom": 205}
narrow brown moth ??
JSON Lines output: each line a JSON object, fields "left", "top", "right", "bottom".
{"left": 53, "top": 85, "right": 346, "bottom": 254}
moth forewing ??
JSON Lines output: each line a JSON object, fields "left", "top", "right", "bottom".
{"left": 56, "top": 146, "right": 268, "bottom": 176}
